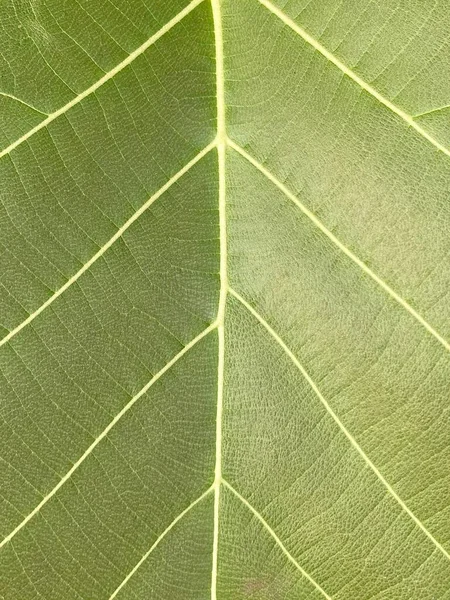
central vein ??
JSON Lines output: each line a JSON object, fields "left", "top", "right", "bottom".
{"left": 211, "top": 0, "right": 227, "bottom": 597}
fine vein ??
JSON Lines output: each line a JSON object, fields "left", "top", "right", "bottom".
{"left": 0, "top": 91, "right": 48, "bottom": 115}
{"left": 257, "top": 0, "right": 450, "bottom": 161}
{"left": 0, "top": 141, "right": 216, "bottom": 348}
{"left": 109, "top": 486, "right": 214, "bottom": 599}
{"left": 0, "top": 323, "right": 217, "bottom": 550}
{"left": 228, "top": 139, "right": 450, "bottom": 352}
{"left": 211, "top": 0, "right": 228, "bottom": 597}
{"left": 222, "top": 479, "right": 332, "bottom": 599}
{"left": 413, "top": 103, "right": 450, "bottom": 119}
{"left": 0, "top": 0, "right": 205, "bottom": 160}
{"left": 228, "top": 286, "right": 450, "bottom": 563}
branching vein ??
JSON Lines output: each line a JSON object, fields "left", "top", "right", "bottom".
{"left": 227, "top": 139, "right": 450, "bottom": 352}
{"left": 222, "top": 479, "right": 332, "bottom": 599}
{"left": 257, "top": 0, "right": 450, "bottom": 161}
{"left": 0, "top": 141, "right": 216, "bottom": 348}
{"left": 228, "top": 286, "right": 450, "bottom": 563}
{"left": 3, "top": 0, "right": 449, "bottom": 594}
{"left": 0, "top": 323, "right": 217, "bottom": 550}
{"left": 0, "top": 0, "right": 205, "bottom": 160}
{"left": 108, "top": 486, "right": 214, "bottom": 599}
{"left": 0, "top": 91, "right": 48, "bottom": 115}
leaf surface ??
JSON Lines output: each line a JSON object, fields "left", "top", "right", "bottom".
{"left": 1, "top": 0, "right": 450, "bottom": 598}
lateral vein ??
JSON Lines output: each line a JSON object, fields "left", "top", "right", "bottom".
{"left": 0, "top": 91, "right": 48, "bottom": 115}
{"left": 228, "top": 139, "right": 450, "bottom": 352}
{"left": 0, "top": 141, "right": 216, "bottom": 348}
{"left": 413, "top": 103, "right": 450, "bottom": 119}
{"left": 257, "top": 0, "right": 450, "bottom": 160}
{"left": 0, "top": 323, "right": 217, "bottom": 550}
{"left": 108, "top": 486, "right": 214, "bottom": 599}
{"left": 228, "top": 286, "right": 450, "bottom": 563}
{"left": 0, "top": 0, "right": 205, "bottom": 160}
{"left": 222, "top": 479, "right": 332, "bottom": 599}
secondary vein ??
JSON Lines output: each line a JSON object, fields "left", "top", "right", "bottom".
{"left": 0, "top": 0, "right": 205, "bottom": 160}
{"left": 222, "top": 479, "right": 332, "bottom": 599}
{"left": 228, "top": 286, "right": 450, "bottom": 564}
{"left": 228, "top": 139, "right": 450, "bottom": 353}
{"left": 257, "top": 0, "right": 450, "bottom": 161}
{"left": 108, "top": 486, "right": 214, "bottom": 599}
{"left": 0, "top": 141, "right": 216, "bottom": 348}
{"left": 0, "top": 91, "right": 48, "bottom": 116}
{"left": 0, "top": 323, "right": 217, "bottom": 550}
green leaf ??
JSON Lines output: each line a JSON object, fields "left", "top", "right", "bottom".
{"left": 1, "top": 0, "right": 450, "bottom": 598}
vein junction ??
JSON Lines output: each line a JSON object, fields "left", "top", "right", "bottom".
{"left": 228, "top": 287, "right": 450, "bottom": 563}
{"left": 0, "top": 0, "right": 447, "bottom": 356}
{"left": 2, "top": 0, "right": 450, "bottom": 596}
{"left": 257, "top": 0, "right": 450, "bottom": 161}
{"left": 0, "top": 323, "right": 217, "bottom": 550}
{"left": 0, "top": 0, "right": 205, "bottom": 160}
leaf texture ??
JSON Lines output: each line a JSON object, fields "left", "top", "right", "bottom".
{"left": 1, "top": 0, "right": 450, "bottom": 598}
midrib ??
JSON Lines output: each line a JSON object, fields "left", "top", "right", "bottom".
{"left": 208, "top": 2, "right": 450, "bottom": 597}
{"left": 1, "top": 0, "right": 450, "bottom": 596}
{"left": 211, "top": 0, "right": 227, "bottom": 596}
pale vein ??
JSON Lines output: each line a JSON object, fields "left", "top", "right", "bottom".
{"left": 0, "top": 323, "right": 217, "bottom": 549}
{"left": 0, "top": 141, "right": 216, "bottom": 348}
{"left": 228, "top": 286, "right": 450, "bottom": 563}
{"left": 108, "top": 487, "right": 214, "bottom": 599}
{"left": 0, "top": 0, "right": 205, "bottom": 160}
{"left": 211, "top": 0, "right": 228, "bottom": 596}
{"left": 222, "top": 479, "right": 332, "bottom": 599}
{"left": 4, "top": 0, "right": 449, "bottom": 593}
{"left": 0, "top": 91, "right": 48, "bottom": 115}
{"left": 228, "top": 139, "right": 450, "bottom": 352}
{"left": 257, "top": 0, "right": 450, "bottom": 160}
